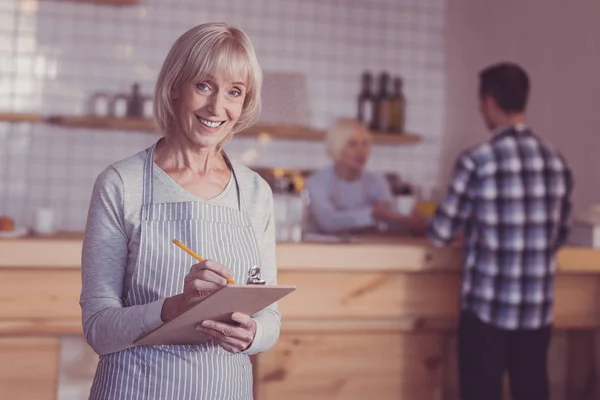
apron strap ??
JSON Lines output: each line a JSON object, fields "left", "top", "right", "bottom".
{"left": 142, "top": 140, "right": 158, "bottom": 207}
{"left": 222, "top": 151, "right": 245, "bottom": 212}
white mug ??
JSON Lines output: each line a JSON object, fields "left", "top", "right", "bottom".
{"left": 394, "top": 195, "right": 416, "bottom": 216}
{"left": 32, "top": 207, "right": 56, "bottom": 235}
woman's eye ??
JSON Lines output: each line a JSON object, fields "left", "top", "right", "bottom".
{"left": 196, "top": 82, "right": 210, "bottom": 91}
{"left": 230, "top": 89, "right": 242, "bottom": 97}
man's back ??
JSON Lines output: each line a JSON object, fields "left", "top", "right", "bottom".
{"left": 444, "top": 62, "right": 562, "bottom": 400}
{"left": 469, "top": 127, "right": 571, "bottom": 256}
{"left": 429, "top": 126, "right": 573, "bottom": 330}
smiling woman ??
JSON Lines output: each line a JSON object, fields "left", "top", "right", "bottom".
{"left": 153, "top": 23, "right": 262, "bottom": 149}
{"left": 79, "top": 23, "right": 280, "bottom": 400}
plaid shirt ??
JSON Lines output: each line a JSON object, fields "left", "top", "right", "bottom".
{"left": 428, "top": 126, "right": 573, "bottom": 330}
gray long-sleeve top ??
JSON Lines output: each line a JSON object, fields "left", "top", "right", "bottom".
{"left": 304, "top": 166, "right": 393, "bottom": 233}
{"left": 80, "top": 149, "right": 280, "bottom": 356}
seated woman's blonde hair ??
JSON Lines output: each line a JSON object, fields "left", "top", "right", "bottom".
{"left": 325, "top": 118, "right": 372, "bottom": 161}
{"left": 153, "top": 22, "right": 262, "bottom": 147}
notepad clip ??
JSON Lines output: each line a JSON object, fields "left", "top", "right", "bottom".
{"left": 246, "top": 266, "right": 266, "bottom": 285}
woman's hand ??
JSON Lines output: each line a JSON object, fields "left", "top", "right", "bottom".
{"left": 182, "top": 259, "right": 233, "bottom": 301}
{"left": 161, "top": 260, "right": 233, "bottom": 322}
{"left": 371, "top": 202, "right": 430, "bottom": 236}
{"left": 407, "top": 209, "right": 429, "bottom": 236}
{"left": 372, "top": 201, "right": 403, "bottom": 223}
{"left": 196, "top": 312, "right": 257, "bottom": 353}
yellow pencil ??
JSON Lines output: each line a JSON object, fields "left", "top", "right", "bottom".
{"left": 172, "top": 239, "right": 235, "bottom": 284}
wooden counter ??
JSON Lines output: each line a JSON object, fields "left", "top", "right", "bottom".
{"left": 1, "top": 234, "right": 600, "bottom": 399}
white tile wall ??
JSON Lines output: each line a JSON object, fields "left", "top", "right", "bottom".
{"left": 0, "top": 0, "right": 447, "bottom": 231}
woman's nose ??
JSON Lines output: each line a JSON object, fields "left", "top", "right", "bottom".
{"left": 205, "top": 92, "right": 225, "bottom": 116}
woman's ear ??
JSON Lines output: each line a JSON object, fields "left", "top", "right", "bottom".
{"left": 171, "top": 86, "right": 179, "bottom": 100}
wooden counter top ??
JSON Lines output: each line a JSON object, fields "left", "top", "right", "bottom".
{"left": 1, "top": 232, "right": 600, "bottom": 273}
{"left": 2, "top": 233, "right": 600, "bottom": 400}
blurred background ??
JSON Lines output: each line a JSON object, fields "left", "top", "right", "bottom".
{"left": 0, "top": 0, "right": 445, "bottom": 231}
{"left": 2, "top": 0, "right": 600, "bottom": 399}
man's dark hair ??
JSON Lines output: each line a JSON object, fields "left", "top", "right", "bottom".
{"left": 479, "top": 62, "right": 530, "bottom": 113}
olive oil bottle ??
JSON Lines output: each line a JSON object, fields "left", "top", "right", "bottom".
{"left": 357, "top": 71, "right": 375, "bottom": 127}
{"left": 389, "top": 76, "right": 406, "bottom": 134}
{"left": 372, "top": 72, "right": 392, "bottom": 132}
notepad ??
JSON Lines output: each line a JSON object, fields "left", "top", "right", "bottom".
{"left": 134, "top": 284, "right": 296, "bottom": 346}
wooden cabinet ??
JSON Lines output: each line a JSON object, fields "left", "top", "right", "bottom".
{"left": 0, "top": 337, "right": 60, "bottom": 400}
{"left": 1, "top": 237, "right": 600, "bottom": 399}
{"left": 255, "top": 332, "right": 444, "bottom": 400}
{"left": 250, "top": 263, "right": 600, "bottom": 400}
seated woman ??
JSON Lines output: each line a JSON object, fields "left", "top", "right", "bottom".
{"left": 304, "top": 118, "right": 407, "bottom": 234}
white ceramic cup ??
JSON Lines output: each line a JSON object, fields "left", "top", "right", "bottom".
{"left": 394, "top": 195, "right": 416, "bottom": 216}
{"left": 32, "top": 207, "right": 56, "bottom": 235}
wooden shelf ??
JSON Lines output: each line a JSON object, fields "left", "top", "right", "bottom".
{"left": 0, "top": 113, "right": 422, "bottom": 144}
{"left": 243, "top": 123, "right": 325, "bottom": 141}
{"left": 45, "top": 115, "right": 155, "bottom": 131}
{"left": 371, "top": 132, "right": 422, "bottom": 144}
{"left": 64, "top": 0, "right": 137, "bottom": 4}
{"left": 0, "top": 113, "right": 43, "bottom": 123}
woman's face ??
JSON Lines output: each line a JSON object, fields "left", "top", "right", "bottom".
{"left": 173, "top": 72, "right": 246, "bottom": 149}
{"left": 338, "top": 127, "right": 371, "bottom": 171}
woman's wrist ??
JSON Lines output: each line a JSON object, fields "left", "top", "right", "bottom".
{"left": 161, "top": 293, "right": 185, "bottom": 322}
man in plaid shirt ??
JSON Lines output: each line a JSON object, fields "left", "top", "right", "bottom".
{"left": 428, "top": 63, "right": 573, "bottom": 400}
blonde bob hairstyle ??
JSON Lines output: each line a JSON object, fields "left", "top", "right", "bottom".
{"left": 153, "top": 22, "right": 262, "bottom": 147}
{"left": 325, "top": 118, "right": 372, "bottom": 161}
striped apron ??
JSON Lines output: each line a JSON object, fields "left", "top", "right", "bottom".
{"left": 89, "top": 142, "right": 259, "bottom": 400}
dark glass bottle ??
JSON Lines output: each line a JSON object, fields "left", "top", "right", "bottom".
{"left": 357, "top": 71, "right": 375, "bottom": 127}
{"left": 126, "top": 83, "right": 144, "bottom": 118}
{"left": 372, "top": 72, "right": 392, "bottom": 132}
{"left": 390, "top": 76, "right": 406, "bottom": 134}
